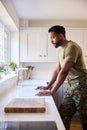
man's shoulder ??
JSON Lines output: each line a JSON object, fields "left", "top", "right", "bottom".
{"left": 66, "top": 40, "right": 81, "bottom": 50}
{"left": 68, "top": 40, "right": 81, "bottom": 47}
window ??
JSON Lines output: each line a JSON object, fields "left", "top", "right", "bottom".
{"left": 0, "top": 23, "right": 4, "bottom": 62}
{"left": 0, "top": 22, "right": 10, "bottom": 64}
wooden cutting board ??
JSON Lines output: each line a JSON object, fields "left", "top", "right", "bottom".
{"left": 4, "top": 98, "right": 46, "bottom": 113}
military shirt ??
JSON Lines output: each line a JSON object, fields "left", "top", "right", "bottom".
{"left": 58, "top": 40, "right": 87, "bottom": 81}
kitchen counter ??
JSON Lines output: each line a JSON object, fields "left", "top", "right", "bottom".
{"left": 0, "top": 80, "right": 65, "bottom": 130}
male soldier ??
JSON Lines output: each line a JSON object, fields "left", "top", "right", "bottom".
{"left": 36, "top": 25, "right": 87, "bottom": 130}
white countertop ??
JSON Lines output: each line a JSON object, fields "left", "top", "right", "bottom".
{"left": 0, "top": 80, "right": 65, "bottom": 130}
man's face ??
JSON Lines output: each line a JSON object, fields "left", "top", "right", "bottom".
{"left": 49, "top": 32, "right": 62, "bottom": 48}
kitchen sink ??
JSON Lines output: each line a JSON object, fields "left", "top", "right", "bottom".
{"left": 0, "top": 121, "right": 58, "bottom": 130}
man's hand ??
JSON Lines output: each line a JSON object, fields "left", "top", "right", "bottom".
{"left": 35, "top": 90, "right": 52, "bottom": 96}
{"left": 35, "top": 86, "right": 48, "bottom": 90}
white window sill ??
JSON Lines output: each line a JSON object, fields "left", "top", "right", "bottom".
{"left": 0, "top": 73, "right": 17, "bottom": 83}
{"left": 0, "top": 74, "right": 18, "bottom": 98}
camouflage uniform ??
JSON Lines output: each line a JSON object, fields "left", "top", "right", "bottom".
{"left": 58, "top": 41, "right": 87, "bottom": 130}
{"left": 59, "top": 76, "right": 87, "bottom": 130}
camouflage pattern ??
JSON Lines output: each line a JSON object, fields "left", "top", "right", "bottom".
{"left": 59, "top": 76, "right": 87, "bottom": 130}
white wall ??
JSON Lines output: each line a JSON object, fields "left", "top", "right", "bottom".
{"left": 0, "top": 0, "right": 19, "bottom": 29}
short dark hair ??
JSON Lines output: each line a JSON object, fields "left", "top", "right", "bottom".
{"left": 48, "top": 25, "right": 66, "bottom": 37}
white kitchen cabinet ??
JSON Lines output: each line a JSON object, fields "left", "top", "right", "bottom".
{"left": 38, "top": 28, "right": 58, "bottom": 62}
{"left": 27, "top": 28, "right": 41, "bottom": 61}
{"left": 66, "top": 28, "right": 83, "bottom": 53}
{"left": 53, "top": 82, "right": 68, "bottom": 109}
{"left": 20, "top": 28, "right": 87, "bottom": 63}
{"left": 20, "top": 28, "right": 40, "bottom": 62}
{"left": 28, "top": 28, "right": 53, "bottom": 62}
{"left": 47, "top": 34, "right": 58, "bottom": 62}
{"left": 38, "top": 29, "right": 48, "bottom": 58}
{"left": 66, "top": 28, "right": 87, "bottom": 58}
{"left": 20, "top": 28, "right": 57, "bottom": 62}
{"left": 20, "top": 29, "right": 28, "bottom": 62}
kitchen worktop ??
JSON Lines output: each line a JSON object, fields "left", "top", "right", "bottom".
{"left": 0, "top": 80, "right": 65, "bottom": 130}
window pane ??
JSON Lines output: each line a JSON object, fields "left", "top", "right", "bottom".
{"left": 0, "top": 21, "right": 10, "bottom": 64}
{"left": 4, "top": 31, "right": 8, "bottom": 64}
{"left": 0, "top": 23, "right": 4, "bottom": 62}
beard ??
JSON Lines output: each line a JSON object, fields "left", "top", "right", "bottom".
{"left": 54, "top": 41, "right": 62, "bottom": 48}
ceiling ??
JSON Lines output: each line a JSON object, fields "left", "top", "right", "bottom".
{"left": 11, "top": 0, "right": 87, "bottom": 20}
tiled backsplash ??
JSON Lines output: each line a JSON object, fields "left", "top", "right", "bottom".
{"left": 19, "top": 61, "right": 87, "bottom": 81}
{"left": 19, "top": 62, "right": 56, "bottom": 80}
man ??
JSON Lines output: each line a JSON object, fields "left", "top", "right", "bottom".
{"left": 36, "top": 25, "right": 87, "bottom": 130}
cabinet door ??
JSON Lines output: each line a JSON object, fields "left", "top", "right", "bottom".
{"left": 20, "top": 29, "right": 28, "bottom": 62}
{"left": 53, "top": 82, "right": 69, "bottom": 109}
{"left": 27, "top": 29, "right": 41, "bottom": 62}
{"left": 27, "top": 28, "right": 49, "bottom": 62}
{"left": 28, "top": 28, "right": 58, "bottom": 62}
{"left": 47, "top": 35, "right": 58, "bottom": 62}
{"left": 20, "top": 28, "right": 44, "bottom": 62}
{"left": 39, "top": 28, "right": 58, "bottom": 62}
{"left": 66, "top": 28, "right": 83, "bottom": 46}
{"left": 66, "top": 28, "right": 87, "bottom": 64}
{"left": 38, "top": 29, "right": 48, "bottom": 61}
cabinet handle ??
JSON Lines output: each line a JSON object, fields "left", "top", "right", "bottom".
{"left": 39, "top": 55, "right": 42, "bottom": 57}
{"left": 44, "top": 55, "right": 46, "bottom": 57}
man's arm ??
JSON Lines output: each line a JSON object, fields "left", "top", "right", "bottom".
{"left": 47, "top": 63, "right": 61, "bottom": 89}
{"left": 51, "top": 61, "right": 74, "bottom": 94}
{"left": 36, "top": 61, "right": 74, "bottom": 96}
{"left": 35, "top": 63, "right": 61, "bottom": 90}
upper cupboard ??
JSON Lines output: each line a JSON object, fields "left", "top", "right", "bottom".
{"left": 19, "top": 28, "right": 58, "bottom": 62}
{"left": 19, "top": 27, "right": 87, "bottom": 63}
